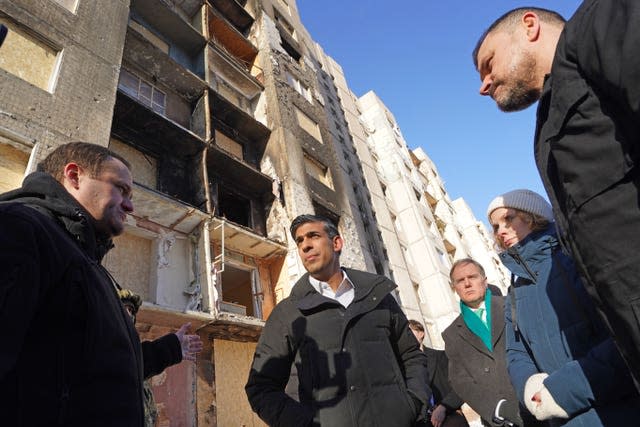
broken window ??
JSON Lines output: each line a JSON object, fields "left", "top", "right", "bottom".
{"left": 118, "top": 68, "right": 166, "bottom": 115}
{"left": 280, "top": 36, "right": 301, "bottom": 61}
{"left": 218, "top": 187, "right": 251, "bottom": 228}
{"left": 304, "top": 152, "right": 333, "bottom": 189}
{"left": 285, "top": 71, "right": 312, "bottom": 103}
{"left": 274, "top": 10, "right": 296, "bottom": 41}
{"left": 219, "top": 263, "right": 262, "bottom": 318}
{"left": 0, "top": 18, "right": 60, "bottom": 92}
{"left": 295, "top": 107, "right": 322, "bottom": 143}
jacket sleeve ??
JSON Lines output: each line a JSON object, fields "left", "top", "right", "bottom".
{"left": 0, "top": 208, "right": 54, "bottom": 381}
{"left": 432, "top": 350, "right": 464, "bottom": 411}
{"left": 542, "top": 335, "right": 636, "bottom": 416}
{"left": 388, "top": 296, "right": 431, "bottom": 421}
{"left": 245, "top": 306, "right": 314, "bottom": 427}
{"left": 573, "top": 0, "right": 640, "bottom": 119}
{"left": 504, "top": 290, "right": 539, "bottom": 403}
{"left": 142, "top": 334, "right": 182, "bottom": 379}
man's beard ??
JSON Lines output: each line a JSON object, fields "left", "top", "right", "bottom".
{"left": 497, "top": 81, "right": 541, "bottom": 112}
{"left": 496, "top": 51, "right": 541, "bottom": 112}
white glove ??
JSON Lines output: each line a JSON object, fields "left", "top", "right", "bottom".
{"left": 524, "top": 373, "right": 569, "bottom": 420}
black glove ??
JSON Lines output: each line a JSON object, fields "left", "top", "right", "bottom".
{"left": 492, "top": 399, "right": 522, "bottom": 427}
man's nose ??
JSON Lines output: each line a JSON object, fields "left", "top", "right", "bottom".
{"left": 479, "top": 76, "right": 492, "bottom": 96}
{"left": 122, "top": 197, "right": 134, "bottom": 213}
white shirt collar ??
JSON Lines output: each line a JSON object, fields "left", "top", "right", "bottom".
{"left": 308, "top": 269, "right": 355, "bottom": 307}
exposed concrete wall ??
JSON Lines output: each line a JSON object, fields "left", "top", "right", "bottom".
{"left": 155, "top": 234, "right": 192, "bottom": 309}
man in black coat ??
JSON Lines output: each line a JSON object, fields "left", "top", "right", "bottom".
{"left": 245, "top": 214, "right": 430, "bottom": 426}
{"left": 474, "top": 1, "right": 640, "bottom": 387}
{"left": 0, "top": 142, "right": 143, "bottom": 426}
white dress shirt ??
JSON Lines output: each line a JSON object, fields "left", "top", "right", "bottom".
{"left": 308, "top": 269, "right": 355, "bottom": 308}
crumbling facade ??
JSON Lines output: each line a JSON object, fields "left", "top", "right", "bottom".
{"left": 0, "top": 0, "right": 506, "bottom": 424}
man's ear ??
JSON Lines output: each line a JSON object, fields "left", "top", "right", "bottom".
{"left": 62, "top": 162, "right": 82, "bottom": 189}
{"left": 332, "top": 235, "right": 344, "bottom": 253}
{"left": 522, "top": 11, "right": 542, "bottom": 42}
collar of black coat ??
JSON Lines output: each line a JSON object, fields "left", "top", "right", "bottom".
{"left": 291, "top": 268, "right": 396, "bottom": 311}
{"left": 0, "top": 172, "right": 114, "bottom": 261}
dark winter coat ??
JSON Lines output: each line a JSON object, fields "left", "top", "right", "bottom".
{"left": 423, "top": 348, "right": 463, "bottom": 413}
{"left": 534, "top": 0, "right": 640, "bottom": 388}
{"left": 245, "top": 268, "right": 430, "bottom": 427}
{"left": 501, "top": 226, "right": 640, "bottom": 426}
{"left": 142, "top": 334, "right": 182, "bottom": 379}
{"left": 442, "top": 295, "right": 524, "bottom": 427}
{"left": 0, "top": 172, "right": 145, "bottom": 426}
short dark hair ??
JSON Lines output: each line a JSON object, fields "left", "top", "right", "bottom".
{"left": 449, "top": 258, "right": 486, "bottom": 286}
{"left": 472, "top": 7, "right": 566, "bottom": 68}
{"left": 38, "top": 142, "right": 131, "bottom": 183}
{"left": 290, "top": 214, "right": 339, "bottom": 240}
{"left": 408, "top": 319, "right": 424, "bottom": 332}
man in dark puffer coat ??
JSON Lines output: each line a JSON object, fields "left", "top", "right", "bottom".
{"left": 0, "top": 142, "right": 145, "bottom": 426}
{"left": 246, "top": 214, "right": 430, "bottom": 426}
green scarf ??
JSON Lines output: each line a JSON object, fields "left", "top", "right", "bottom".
{"left": 460, "top": 289, "right": 492, "bottom": 352}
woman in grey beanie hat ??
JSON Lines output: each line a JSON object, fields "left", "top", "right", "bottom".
{"left": 487, "top": 189, "right": 554, "bottom": 251}
{"left": 487, "top": 189, "right": 640, "bottom": 426}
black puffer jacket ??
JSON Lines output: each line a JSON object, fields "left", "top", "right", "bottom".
{"left": 246, "top": 268, "right": 430, "bottom": 426}
{"left": 0, "top": 172, "right": 145, "bottom": 426}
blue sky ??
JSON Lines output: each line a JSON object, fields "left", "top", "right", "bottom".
{"left": 296, "top": 0, "right": 582, "bottom": 227}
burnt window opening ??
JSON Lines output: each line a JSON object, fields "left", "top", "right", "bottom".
{"left": 274, "top": 10, "right": 296, "bottom": 40}
{"left": 219, "top": 264, "right": 262, "bottom": 318}
{"left": 218, "top": 187, "right": 251, "bottom": 228}
{"left": 303, "top": 152, "right": 333, "bottom": 189}
{"left": 280, "top": 36, "right": 301, "bottom": 61}
{"left": 313, "top": 201, "right": 340, "bottom": 229}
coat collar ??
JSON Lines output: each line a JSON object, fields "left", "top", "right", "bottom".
{"left": 1, "top": 172, "right": 114, "bottom": 261}
{"left": 453, "top": 295, "right": 505, "bottom": 359}
{"left": 291, "top": 268, "right": 394, "bottom": 312}
{"left": 500, "top": 225, "right": 558, "bottom": 281}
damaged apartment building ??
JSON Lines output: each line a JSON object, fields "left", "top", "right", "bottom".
{"left": 0, "top": 0, "right": 505, "bottom": 425}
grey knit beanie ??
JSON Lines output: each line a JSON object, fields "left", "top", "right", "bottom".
{"left": 487, "top": 189, "right": 554, "bottom": 223}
